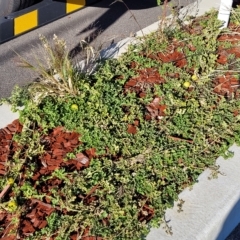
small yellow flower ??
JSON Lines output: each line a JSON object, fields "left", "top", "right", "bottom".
{"left": 191, "top": 75, "right": 198, "bottom": 81}
{"left": 70, "top": 104, "right": 79, "bottom": 111}
{"left": 7, "top": 178, "right": 14, "bottom": 185}
{"left": 183, "top": 81, "right": 191, "bottom": 88}
{"left": 7, "top": 200, "right": 18, "bottom": 212}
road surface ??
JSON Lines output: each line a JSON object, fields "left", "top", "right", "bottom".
{"left": 0, "top": 0, "right": 194, "bottom": 98}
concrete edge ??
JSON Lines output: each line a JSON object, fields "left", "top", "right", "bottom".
{"left": 100, "top": 0, "right": 221, "bottom": 59}
{"left": 147, "top": 144, "right": 240, "bottom": 240}
{"left": 0, "top": 0, "right": 98, "bottom": 44}
{"left": 1, "top": 1, "right": 240, "bottom": 240}
{"left": 0, "top": 103, "right": 19, "bottom": 128}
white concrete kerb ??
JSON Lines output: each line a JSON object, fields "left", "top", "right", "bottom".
{"left": 218, "top": 0, "right": 233, "bottom": 29}
{"left": 100, "top": 0, "right": 222, "bottom": 59}
{"left": 0, "top": 0, "right": 239, "bottom": 240}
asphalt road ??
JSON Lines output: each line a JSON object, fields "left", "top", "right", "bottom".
{"left": 0, "top": 0, "right": 195, "bottom": 99}
{"left": 226, "top": 223, "right": 240, "bottom": 240}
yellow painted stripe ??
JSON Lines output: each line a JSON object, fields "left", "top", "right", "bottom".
{"left": 14, "top": 10, "right": 38, "bottom": 35}
{"left": 66, "top": 0, "right": 85, "bottom": 13}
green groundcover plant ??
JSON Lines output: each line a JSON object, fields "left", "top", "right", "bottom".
{"left": 1, "top": 9, "right": 240, "bottom": 240}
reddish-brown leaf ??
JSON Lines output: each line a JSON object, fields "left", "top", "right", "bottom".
{"left": 85, "top": 148, "right": 96, "bottom": 159}
{"left": 127, "top": 124, "right": 137, "bottom": 134}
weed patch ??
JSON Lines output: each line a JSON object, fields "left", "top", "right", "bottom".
{"left": 1, "top": 9, "right": 240, "bottom": 240}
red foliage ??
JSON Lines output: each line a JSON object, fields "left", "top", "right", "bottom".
{"left": 0, "top": 119, "right": 22, "bottom": 175}
{"left": 19, "top": 199, "right": 55, "bottom": 237}
{"left": 32, "top": 126, "right": 85, "bottom": 180}
{"left": 0, "top": 211, "right": 17, "bottom": 239}
{"left": 156, "top": 51, "right": 187, "bottom": 68}
{"left": 124, "top": 67, "right": 165, "bottom": 97}
{"left": 145, "top": 97, "right": 167, "bottom": 120}
{"left": 138, "top": 203, "right": 155, "bottom": 223}
{"left": 213, "top": 72, "right": 240, "bottom": 98}
{"left": 0, "top": 121, "right": 97, "bottom": 239}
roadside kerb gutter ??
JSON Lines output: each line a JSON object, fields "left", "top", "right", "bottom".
{"left": 1, "top": 0, "right": 240, "bottom": 239}
{"left": 0, "top": 0, "right": 98, "bottom": 44}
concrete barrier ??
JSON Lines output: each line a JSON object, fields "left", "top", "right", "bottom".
{"left": 0, "top": 0, "right": 98, "bottom": 44}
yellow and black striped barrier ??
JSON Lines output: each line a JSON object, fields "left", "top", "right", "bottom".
{"left": 0, "top": 0, "right": 97, "bottom": 43}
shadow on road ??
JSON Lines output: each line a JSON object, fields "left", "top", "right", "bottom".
{"left": 216, "top": 198, "right": 240, "bottom": 240}
{"left": 215, "top": 4, "right": 240, "bottom": 238}
{"left": 69, "top": 0, "right": 176, "bottom": 59}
